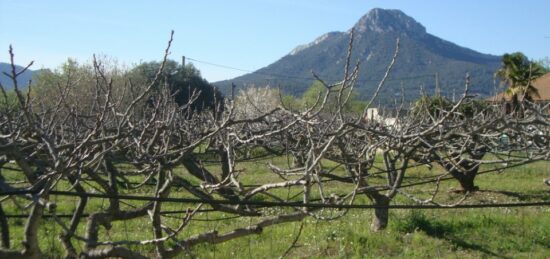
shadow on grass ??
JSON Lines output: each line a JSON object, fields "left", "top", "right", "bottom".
{"left": 480, "top": 189, "right": 550, "bottom": 201}
{"left": 396, "top": 211, "right": 510, "bottom": 259}
{"left": 535, "top": 240, "right": 550, "bottom": 249}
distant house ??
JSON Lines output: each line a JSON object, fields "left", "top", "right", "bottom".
{"left": 488, "top": 73, "right": 550, "bottom": 113}
{"left": 364, "top": 108, "right": 398, "bottom": 127}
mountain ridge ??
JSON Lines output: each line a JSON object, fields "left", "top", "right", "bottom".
{"left": 214, "top": 8, "right": 502, "bottom": 104}
{"left": 0, "top": 62, "right": 36, "bottom": 90}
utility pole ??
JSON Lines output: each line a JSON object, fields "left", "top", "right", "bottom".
{"left": 435, "top": 73, "right": 441, "bottom": 97}
{"left": 182, "top": 56, "right": 186, "bottom": 67}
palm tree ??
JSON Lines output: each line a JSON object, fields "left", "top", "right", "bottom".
{"left": 496, "top": 52, "right": 545, "bottom": 113}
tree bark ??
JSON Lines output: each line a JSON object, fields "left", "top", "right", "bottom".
{"left": 181, "top": 156, "right": 239, "bottom": 201}
{"left": 442, "top": 158, "right": 481, "bottom": 193}
{"left": 453, "top": 173, "right": 479, "bottom": 193}
{"left": 0, "top": 203, "right": 9, "bottom": 249}
{"left": 434, "top": 149, "right": 485, "bottom": 193}
{"left": 369, "top": 193, "right": 390, "bottom": 231}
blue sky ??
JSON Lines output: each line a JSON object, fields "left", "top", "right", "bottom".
{"left": 1, "top": 0, "right": 548, "bottom": 82}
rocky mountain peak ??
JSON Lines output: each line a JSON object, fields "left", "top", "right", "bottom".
{"left": 352, "top": 8, "right": 426, "bottom": 35}
{"left": 216, "top": 8, "right": 500, "bottom": 104}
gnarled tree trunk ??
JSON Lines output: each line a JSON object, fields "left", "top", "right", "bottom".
{"left": 368, "top": 193, "right": 390, "bottom": 231}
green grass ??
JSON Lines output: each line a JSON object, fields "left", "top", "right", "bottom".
{"left": 0, "top": 158, "right": 549, "bottom": 258}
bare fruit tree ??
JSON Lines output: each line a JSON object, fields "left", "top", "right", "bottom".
{"left": 0, "top": 30, "right": 548, "bottom": 258}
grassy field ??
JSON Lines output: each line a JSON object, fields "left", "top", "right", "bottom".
{"left": 1, "top": 158, "right": 549, "bottom": 258}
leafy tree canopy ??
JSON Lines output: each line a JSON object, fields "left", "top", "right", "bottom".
{"left": 412, "top": 95, "right": 487, "bottom": 118}
{"left": 129, "top": 60, "right": 224, "bottom": 113}
{"left": 301, "top": 80, "right": 365, "bottom": 114}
